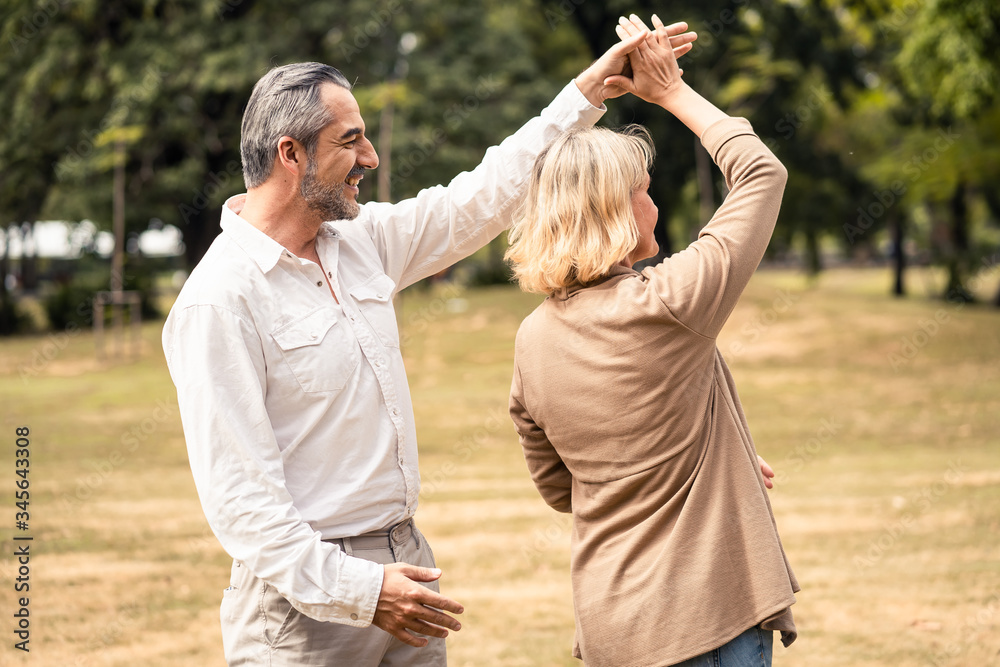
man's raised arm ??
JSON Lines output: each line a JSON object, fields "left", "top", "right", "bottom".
{"left": 356, "top": 24, "right": 698, "bottom": 292}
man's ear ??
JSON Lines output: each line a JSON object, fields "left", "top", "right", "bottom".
{"left": 275, "top": 135, "right": 306, "bottom": 178}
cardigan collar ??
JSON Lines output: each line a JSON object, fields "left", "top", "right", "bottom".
{"left": 553, "top": 263, "right": 639, "bottom": 300}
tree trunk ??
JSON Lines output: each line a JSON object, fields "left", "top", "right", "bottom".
{"left": 0, "top": 226, "right": 12, "bottom": 335}
{"left": 889, "top": 211, "right": 906, "bottom": 297}
{"left": 981, "top": 189, "right": 1000, "bottom": 308}
{"left": 378, "top": 97, "right": 395, "bottom": 204}
{"left": 20, "top": 222, "right": 38, "bottom": 292}
{"left": 803, "top": 227, "right": 822, "bottom": 275}
{"left": 182, "top": 206, "right": 222, "bottom": 271}
{"left": 944, "top": 183, "right": 972, "bottom": 302}
{"left": 178, "top": 151, "right": 237, "bottom": 271}
{"left": 488, "top": 235, "right": 505, "bottom": 276}
{"left": 653, "top": 197, "right": 672, "bottom": 259}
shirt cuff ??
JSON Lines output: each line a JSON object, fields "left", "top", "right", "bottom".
{"left": 286, "top": 552, "right": 384, "bottom": 628}
{"left": 335, "top": 554, "right": 384, "bottom": 627}
{"left": 552, "top": 79, "right": 607, "bottom": 129}
{"left": 569, "top": 78, "right": 609, "bottom": 112}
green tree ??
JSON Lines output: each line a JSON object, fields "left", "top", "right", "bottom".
{"left": 838, "top": 0, "right": 1000, "bottom": 301}
{"left": 896, "top": 0, "right": 1000, "bottom": 302}
{"left": 1, "top": 0, "right": 592, "bottom": 302}
{"left": 542, "top": 0, "right": 864, "bottom": 275}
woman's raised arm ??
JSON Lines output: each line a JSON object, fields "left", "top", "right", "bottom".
{"left": 608, "top": 14, "right": 788, "bottom": 339}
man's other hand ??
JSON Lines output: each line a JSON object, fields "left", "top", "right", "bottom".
{"left": 372, "top": 563, "right": 464, "bottom": 648}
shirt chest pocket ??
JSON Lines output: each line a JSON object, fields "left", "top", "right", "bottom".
{"left": 271, "top": 307, "right": 360, "bottom": 394}
{"left": 349, "top": 274, "right": 399, "bottom": 348}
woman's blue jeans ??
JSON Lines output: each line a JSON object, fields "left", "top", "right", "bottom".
{"left": 671, "top": 625, "right": 773, "bottom": 667}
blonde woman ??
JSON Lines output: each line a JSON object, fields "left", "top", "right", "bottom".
{"left": 506, "top": 15, "right": 799, "bottom": 667}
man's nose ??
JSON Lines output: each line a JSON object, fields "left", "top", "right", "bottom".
{"left": 360, "top": 137, "right": 379, "bottom": 170}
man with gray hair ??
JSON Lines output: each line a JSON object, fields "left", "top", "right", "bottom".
{"left": 162, "top": 19, "right": 696, "bottom": 666}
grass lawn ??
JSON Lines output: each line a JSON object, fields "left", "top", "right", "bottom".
{"left": 0, "top": 266, "right": 997, "bottom": 666}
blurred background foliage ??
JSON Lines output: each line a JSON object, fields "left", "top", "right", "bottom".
{"left": 1, "top": 0, "right": 999, "bottom": 335}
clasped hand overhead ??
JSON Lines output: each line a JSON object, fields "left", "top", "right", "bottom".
{"left": 575, "top": 13, "right": 697, "bottom": 107}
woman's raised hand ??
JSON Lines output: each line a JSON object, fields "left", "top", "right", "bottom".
{"left": 621, "top": 14, "right": 698, "bottom": 73}
{"left": 604, "top": 14, "right": 691, "bottom": 109}
{"left": 606, "top": 13, "right": 727, "bottom": 138}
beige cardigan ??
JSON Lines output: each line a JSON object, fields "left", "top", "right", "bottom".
{"left": 509, "top": 118, "right": 799, "bottom": 666}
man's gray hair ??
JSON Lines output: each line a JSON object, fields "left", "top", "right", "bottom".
{"left": 240, "top": 62, "right": 352, "bottom": 188}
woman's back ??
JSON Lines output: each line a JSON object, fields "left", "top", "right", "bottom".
{"left": 514, "top": 265, "right": 717, "bottom": 480}
{"left": 510, "top": 118, "right": 799, "bottom": 666}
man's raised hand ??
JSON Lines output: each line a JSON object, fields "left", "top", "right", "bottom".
{"left": 604, "top": 13, "right": 691, "bottom": 108}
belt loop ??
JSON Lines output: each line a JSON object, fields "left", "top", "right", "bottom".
{"left": 391, "top": 518, "right": 412, "bottom": 545}
{"left": 342, "top": 536, "right": 354, "bottom": 556}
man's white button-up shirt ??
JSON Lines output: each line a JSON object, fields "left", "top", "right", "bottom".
{"left": 161, "top": 81, "right": 604, "bottom": 627}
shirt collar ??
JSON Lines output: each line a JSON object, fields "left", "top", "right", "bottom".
{"left": 219, "top": 194, "right": 340, "bottom": 274}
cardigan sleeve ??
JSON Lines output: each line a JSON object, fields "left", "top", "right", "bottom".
{"left": 646, "top": 117, "right": 788, "bottom": 339}
{"left": 509, "top": 360, "right": 573, "bottom": 513}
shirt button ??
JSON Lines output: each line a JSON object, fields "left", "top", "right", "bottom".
{"left": 391, "top": 408, "right": 399, "bottom": 416}
{"left": 376, "top": 293, "right": 384, "bottom": 299}
{"left": 316, "top": 281, "right": 323, "bottom": 287}
{"left": 374, "top": 360, "right": 381, "bottom": 367}
{"left": 350, "top": 613, "right": 358, "bottom": 621}
{"left": 309, "top": 332, "right": 318, "bottom": 340}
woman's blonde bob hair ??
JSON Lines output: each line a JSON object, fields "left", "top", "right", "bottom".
{"left": 505, "top": 124, "right": 655, "bottom": 295}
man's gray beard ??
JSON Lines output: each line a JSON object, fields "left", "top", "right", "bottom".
{"left": 300, "top": 159, "right": 359, "bottom": 221}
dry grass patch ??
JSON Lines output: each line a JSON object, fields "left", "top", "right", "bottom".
{"left": 0, "top": 267, "right": 997, "bottom": 665}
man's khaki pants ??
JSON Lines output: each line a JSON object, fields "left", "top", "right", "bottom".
{"left": 220, "top": 520, "right": 446, "bottom": 666}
